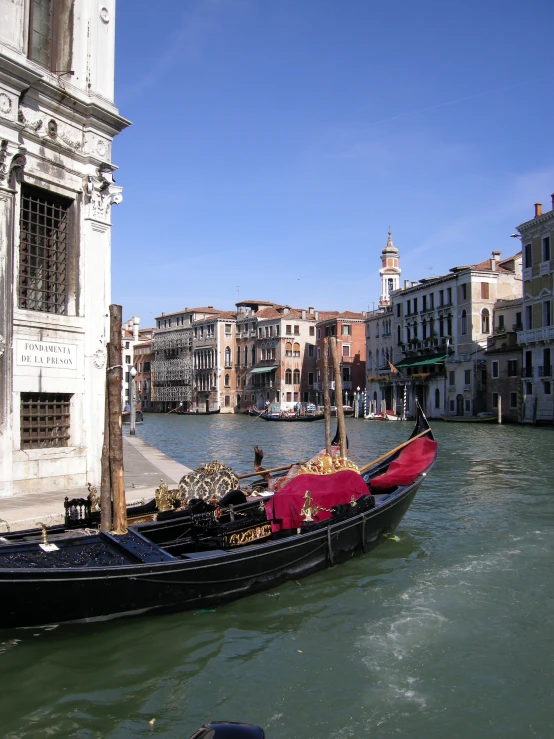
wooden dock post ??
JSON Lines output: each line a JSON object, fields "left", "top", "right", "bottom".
{"left": 323, "top": 337, "right": 332, "bottom": 454}
{"left": 108, "top": 305, "right": 127, "bottom": 532}
{"left": 100, "top": 368, "right": 112, "bottom": 532}
{"left": 329, "top": 337, "right": 347, "bottom": 458}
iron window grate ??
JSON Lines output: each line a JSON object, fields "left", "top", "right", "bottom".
{"left": 21, "top": 393, "right": 71, "bottom": 449}
{"left": 19, "top": 186, "right": 70, "bottom": 314}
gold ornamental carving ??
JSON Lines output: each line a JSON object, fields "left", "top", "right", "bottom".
{"left": 298, "top": 454, "right": 359, "bottom": 476}
{"left": 224, "top": 523, "right": 272, "bottom": 547}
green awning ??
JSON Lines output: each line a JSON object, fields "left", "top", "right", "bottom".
{"left": 249, "top": 365, "right": 279, "bottom": 374}
{"left": 395, "top": 355, "right": 448, "bottom": 369}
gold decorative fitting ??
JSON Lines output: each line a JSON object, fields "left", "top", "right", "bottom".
{"left": 155, "top": 479, "right": 171, "bottom": 512}
{"left": 156, "top": 479, "right": 184, "bottom": 511}
{"left": 224, "top": 523, "right": 272, "bottom": 547}
{"left": 87, "top": 482, "right": 100, "bottom": 512}
{"left": 298, "top": 456, "right": 359, "bottom": 476}
{"left": 36, "top": 522, "right": 48, "bottom": 544}
{"left": 300, "top": 490, "right": 322, "bottom": 522}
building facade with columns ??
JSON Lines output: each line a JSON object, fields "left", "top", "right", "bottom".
{"left": 0, "top": 0, "right": 129, "bottom": 494}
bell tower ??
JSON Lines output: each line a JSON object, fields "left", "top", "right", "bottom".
{"left": 379, "top": 230, "right": 401, "bottom": 308}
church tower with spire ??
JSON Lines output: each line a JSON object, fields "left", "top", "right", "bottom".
{"left": 379, "top": 230, "right": 401, "bottom": 309}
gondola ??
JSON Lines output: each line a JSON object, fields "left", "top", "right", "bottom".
{"left": 258, "top": 411, "right": 325, "bottom": 422}
{"left": 0, "top": 403, "right": 437, "bottom": 629}
{"left": 122, "top": 409, "right": 144, "bottom": 424}
{"left": 441, "top": 413, "right": 498, "bottom": 423}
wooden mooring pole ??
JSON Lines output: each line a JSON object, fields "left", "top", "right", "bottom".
{"left": 100, "top": 368, "right": 112, "bottom": 532}
{"left": 329, "top": 337, "right": 347, "bottom": 458}
{"left": 323, "top": 337, "right": 332, "bottom": 455}
{"left": 108, "top": 305, "right": 127, "bottom": 533}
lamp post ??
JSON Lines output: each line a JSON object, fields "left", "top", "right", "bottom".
{"left": 130, "top": 367, "right": 137, "bottom": 436}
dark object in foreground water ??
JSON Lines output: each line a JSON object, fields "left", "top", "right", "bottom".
{"left": 0, "top": 403, "right": 436, "bottom": 629}
{"left": 188, "top": 722, "right": 265, "bottom": 738}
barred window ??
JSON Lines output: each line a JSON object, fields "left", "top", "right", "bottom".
{"left": 19, "top": 186, "right": 71, "bottom": 314}
{"left": 21, "top": 392, "right": 71, "bottom": 449}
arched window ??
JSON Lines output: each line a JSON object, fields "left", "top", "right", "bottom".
{"left": 251, "top": 344, "right": 256, "bottom": 365}
{"left": 224, "top": 374, "right": 230, "bottom": 387}
{"left": 293, "top": 342, "right": 300, "bottom": 357}
{"left": 481, "top": 308, "right": 490, "bottom": 334}
{"left": 285, "top": 369, "right": 292, "bottom": 384}
{"left": 461, "top": 310, "right": 467, "bottom": 335}
{"left": 293, "top": 369, "right": 300, "bottom": 384}
{"left": 285, "top": 342, "right": 292, "bottom": 357}
{"left": 367, "top": 351, "right": 372, "bottom": 370}
{"left": 224, "top": 346, "right": 231, "bottom": 367}
{"left": 397, "top": 325, "right": 401, "bottom": 345}
{"left": 435, "top": 388, "right": 440, "bottom": 409}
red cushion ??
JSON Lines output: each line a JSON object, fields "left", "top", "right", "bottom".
{"left": 370, "top": 438, "right": 437, "bottom": 491}
{"left": 265, "top": 470, "right": 369, "bottom": 531}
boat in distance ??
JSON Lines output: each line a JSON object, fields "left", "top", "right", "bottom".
{"left": 258, "top": 410, "right": 324, "bottom": 422}
{"left": 441, "top": 412, "right": 498, "bottom": 423}
{"left": 0, "top": 404, "right": 437, "bottom": 629}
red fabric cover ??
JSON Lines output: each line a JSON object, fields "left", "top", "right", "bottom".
{"left": 265, "top": 470, "right": 369, "bottom": 532}
{"left": 370, "top": 437, "right": 437, "bottom": 491}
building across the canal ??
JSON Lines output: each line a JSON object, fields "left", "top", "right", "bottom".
{"left": 515, "top": 199, "right": 554, "bottom": 424}
{"left": 0, "top": 0, "right": 129, "bottom": 495}
{"left": 365, "top": 234, "right": 522, "bottom": 419}
{"left": 314, "top": 312, "right": 367, "bottom": 407}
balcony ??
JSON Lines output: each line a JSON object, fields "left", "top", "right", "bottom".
{"left": 523, "top": 267, "right": 532, "bottom": 281}
{"left": 538, "top": 365, "right": 552, "bottom": 378}
{"left": 518, "top": 327, "right": 554, "bottom": 344}
{"left": 522, "top": 367, "right": 533, "bottom": 378}
{"left": 540, "top": 260, "right": 551, "bottom": 276}
{"left": 342, "top": 381, "right": 352, "bottom": 390}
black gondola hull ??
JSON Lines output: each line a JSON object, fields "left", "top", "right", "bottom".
{"left": 0, "top": 478, "right": 423, "bottom": 629}
{"left": 0, "top": 403, "right": 435, "bottom": 629}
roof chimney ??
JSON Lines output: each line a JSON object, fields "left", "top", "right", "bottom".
{"left": 308, "top": 306, "right": 314, "bottom": 314}
{"left": 535, "top": 203, "right": 542, "bottom": 218}
{"left": 491, "top": 250, "right": 501, "bottom": 270}
{"left": 314, "top": 311, "right": 319, "bottom": 320}
{"left": 551, "top": 193, "right": 554, "bottom": 211}
{"left": 302, "top": 309, "right": 306, "bottom": 320}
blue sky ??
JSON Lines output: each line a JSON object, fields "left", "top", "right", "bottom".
{"left": 112, "top": 0, "right": 554, "bottom": 327}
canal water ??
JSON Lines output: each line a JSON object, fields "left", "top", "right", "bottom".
{"left": 1, "top": 415, "right": 553, "bottom": 738}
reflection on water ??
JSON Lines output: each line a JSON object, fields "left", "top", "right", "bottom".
{"left": 2, "top": 417, "right": 554, "bottom": 738}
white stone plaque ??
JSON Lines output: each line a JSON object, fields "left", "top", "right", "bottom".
{"left": 16, "top": 339, "right": 77, "bottom": 370}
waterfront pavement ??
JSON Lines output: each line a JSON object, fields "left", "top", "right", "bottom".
{"left": 0, "top": 436, "right": 193, "bottom": 532}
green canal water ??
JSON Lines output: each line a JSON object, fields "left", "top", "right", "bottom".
{"left": 1, "top": 415, "right": 554, "bottom": 738}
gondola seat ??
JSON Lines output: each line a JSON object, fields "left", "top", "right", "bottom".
{"left": 265, "top": 469, "right": 369, "bottom": 532}
{"left": 178, "top": 461, "right": 240, "bottom": 506}
{"left": 369, "top": 438, "right": 437, "bottom": 492}
{"left": 64, "top": 497, "right": 92, "bottom": 527}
